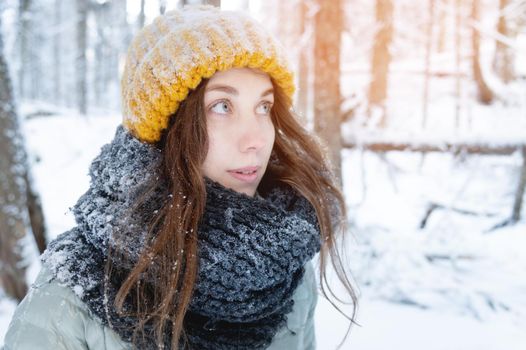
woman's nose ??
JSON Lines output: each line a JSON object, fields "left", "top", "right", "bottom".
{"left": 238, "top": 114, "right": 266, "bottom": 153}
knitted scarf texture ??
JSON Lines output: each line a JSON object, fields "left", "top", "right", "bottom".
{"left": 41, "top": 125, "right": 322, "bottom": 349}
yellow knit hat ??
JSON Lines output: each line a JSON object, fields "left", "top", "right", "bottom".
{"left": 121, "top": 5, "right": 296, "bottom": 143}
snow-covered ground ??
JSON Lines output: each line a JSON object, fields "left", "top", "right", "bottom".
{"left": 0, "top": 93, "right": 525, "bottom": 349}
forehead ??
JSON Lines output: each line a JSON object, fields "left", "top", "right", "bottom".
{"left": 207, "top": 67, "right": 272, "bottom": 86}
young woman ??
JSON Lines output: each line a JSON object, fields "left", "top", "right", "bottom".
{"left": 5, "top": 5, "right": 357, "bottom": 350}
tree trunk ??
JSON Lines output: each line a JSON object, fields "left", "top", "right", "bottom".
{"left": 138, "top": 0, "right": 146, "bottom": 29}
{"left": 277, "top": 0, "right": 296, "bottom": 45}
{"left": 437, "top": 0, "right": 448, "bottom": 52}
{"left": 422, "top": 0, "right": 435, "bottom": 128}
{"left": 28, "top": 3, "right": 43, "bottom": 101}
{"left": 17, "top": 0, "right": 32, "bottom": 100}
{"left": 454, "top": 0, "right": 462, "bottom": 129}
{"left": 111, "top": 0, "right": 130, "bottom": 111}
{"left": 238, "top": 0, "right": 249, "bottom": 10}
{"left": 471, "top": 0, "right": 494, "bottom": 104}
{"left": 94, "top": 45, "right": 103, "bottom": 107}
{"left": 54, "top": 0, "right": 62, "bottom": 105}
{"left": 24, "top": 173, "right": 47, "bottom": 255}
{"left": 313, "top": 0, "right": 343, "bottom": 186}
{"left": 205, "top": 0, "right": 221, "bottom": 7}
{"left": 93, "top": 3, "right": 104, "bottom": 107}
{"left": 297, "top": 0, "right": 310, "bottom": 125}
{"left": 368, "top": 0, "right": 393, "bottom": 128}
{"left": 493, "top": 0, "right": 514, "bottom": 83}
{"left": 0, "top": 19, "right": 29, "bottom": 302}
{"left": 276, "top": 0, "right": 307, "bottom": 124}
{"left": 76, "top": 0, "right": 88, "bottom": 115}
{"left": 343, "top": 140, "right": 523, "bottom": 156}
{"left": 511, "top": 147, "right": 526, "bottom": 223}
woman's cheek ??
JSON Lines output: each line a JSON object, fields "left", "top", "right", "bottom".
{"left": 265, "top": 120, "right": 276, "bottom": 145}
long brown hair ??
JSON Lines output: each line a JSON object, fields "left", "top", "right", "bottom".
{"left": 109, "top": 71, "right": 358, "bottom": 349}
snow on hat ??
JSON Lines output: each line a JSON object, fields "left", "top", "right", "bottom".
{"left": 121, "top": 4, "right": 296, "bottom": 143}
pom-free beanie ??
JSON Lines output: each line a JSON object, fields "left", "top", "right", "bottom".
{"left": 121, "top": 5, "right": 296, "bottom": 143}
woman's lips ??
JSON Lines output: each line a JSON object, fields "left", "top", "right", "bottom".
{"left": 227, "top": 166, "right": 260, "bottom": 183}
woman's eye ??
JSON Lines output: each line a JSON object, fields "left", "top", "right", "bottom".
{"left": 257, "top": 102, "right": 273, "bottom": 115}
{"left": 210, "top": 101, "right": 230, "bottom": 115}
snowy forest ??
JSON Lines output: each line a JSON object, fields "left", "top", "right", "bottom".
{"left": 1, "top": 0, "right": 525, "bottom": 348}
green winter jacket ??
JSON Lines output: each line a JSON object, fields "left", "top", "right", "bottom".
{"left": 4, "top": 259, "right": 318, "bottom": 350}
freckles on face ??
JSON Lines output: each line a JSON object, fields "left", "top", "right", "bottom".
{"left": 201, "top": 68, "right": 276, "bottom": 197}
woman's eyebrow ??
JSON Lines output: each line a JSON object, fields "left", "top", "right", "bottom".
{"left": 206, "top": 84, "right": 238, "bottom": 95}
{"left": 205, "top": 85, "right": 274, "bottom": 98}
{"left": 260, "top": 88, "right": 274, "bottom": 97}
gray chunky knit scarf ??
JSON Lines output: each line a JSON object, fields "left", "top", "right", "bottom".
{"left": 41, "top": 125, "right": 321, "bottom": 349}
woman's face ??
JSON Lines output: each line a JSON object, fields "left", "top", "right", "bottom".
{"left": 202, "top": 67, "right": 275, "bottom": 197}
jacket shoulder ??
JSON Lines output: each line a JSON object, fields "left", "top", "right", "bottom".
{"left": 4, "top": 265, "right": 129, "bottom": 350}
